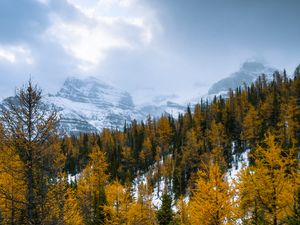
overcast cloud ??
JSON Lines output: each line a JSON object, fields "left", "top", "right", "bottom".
{"left": 0, "top": 0, "right": 300, "bottom": 102}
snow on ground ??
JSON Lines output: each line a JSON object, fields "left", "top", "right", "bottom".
{"left": 226, "top": 142, "right": 250, "bottom": 185}
{"left": 131, "top": 153, "right": 176, "bottom": 209}
{"left": 132, "top": 172, "right": 148, "bottom": 200}
{"left": 67, "top": 173, "right": 81, "bottom": 183}
{"left": 132, "top": 143, "right": 250, "bottom": 211}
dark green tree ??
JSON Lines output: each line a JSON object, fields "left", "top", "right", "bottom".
{"left": 157, "top": 192, "right": 173, "bottom": 225}
{"left": 93, "top": 184, "right": 107, "bottom": 225}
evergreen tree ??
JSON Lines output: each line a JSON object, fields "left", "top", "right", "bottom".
{"left": 157, "top": 191, "right": 173, "bottom": 225}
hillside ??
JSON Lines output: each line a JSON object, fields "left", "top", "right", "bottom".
{"left": 0, "top": 66, "right": 299, "bottom": 224}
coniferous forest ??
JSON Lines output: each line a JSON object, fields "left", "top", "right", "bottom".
{"left": 0, "top": 67, "right": 300, "bottom": 224}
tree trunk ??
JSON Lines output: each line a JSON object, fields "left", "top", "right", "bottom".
{"left": 26, "top": 164, "right": 39, "bottom": 225}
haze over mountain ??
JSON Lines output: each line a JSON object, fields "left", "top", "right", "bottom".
{"left": 207, "top": 60, "right": 276, "bottom": 97}
{"left": 1, "top": 60, "right": 282, "bottom": 134}
{"left": 0, "top": 0, "right": 300, "bottom": 101}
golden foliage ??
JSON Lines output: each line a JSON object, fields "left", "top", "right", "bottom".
{"left": 189, "top": 162, "right": 235, "bottom": 225}
{"left": 104, "top": 180, "right": 131, "bottom": 224}
{"left": 237, "top": 133, "right": 297, "bottom": 224}
{"left": 0, "top": 146, "right": 26, "bottom": 224}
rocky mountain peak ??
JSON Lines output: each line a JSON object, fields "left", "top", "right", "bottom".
{"left": 56, "top": 76, "right": 134, "bottom": 110}
{"left": 207, "top": 60, "right": 276, "bottom": 96}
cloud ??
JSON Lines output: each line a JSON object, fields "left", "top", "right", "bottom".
{"left": 45, "top": 0, "right": 160, "bottom": 71}
{"left": 46, "top": 17, "right": 130, "bottom": 71}
{"left": 0, "top": 45, "right": 34, "bottom": 65}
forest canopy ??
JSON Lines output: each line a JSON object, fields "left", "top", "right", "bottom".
{"left": 0, "top": 67, "right": 299, "bottom": 224}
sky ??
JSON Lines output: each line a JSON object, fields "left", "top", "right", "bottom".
{"left": 0, "top": 0, "right": 300, "bottom": 103}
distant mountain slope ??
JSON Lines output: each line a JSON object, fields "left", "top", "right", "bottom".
{"left": 2, "top": 76, "right": 186, "bottom": 135}
{"left": 45, "top": 77, "right": 143, "bottom": 134}
{"left": 208, "top": 61, "right": 276, "bottom": 97}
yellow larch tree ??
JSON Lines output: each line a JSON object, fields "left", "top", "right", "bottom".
{"left": 104, "top": 180, "right": 131, "bottom": 224}
{"left": 44, "top": 173, "right": 84, "bottom": 225}
{"left": 44, "top": 173, "right": 67, "bottom": 224}
{"left": 277, "top": 97, "right": 300, "bottom": 145}
{"left": 77, "top": 145, "right": 109, "bottom": 224}
{"left": 188, "top": 162, "right": 235, "bottom": 225}
{"left": 157, "top": 115, "right": 172, "bottom": 154}
{"left": 175, "top": 195, "right": 189, "bottom": 225}
{"left": 63, "top": 188, "right": 84, "bottom": 225}
{"left": 126, "top": 182, "right": 156, "bottom": 225}
{"left": 237, "top": 133, "right": 297, "bottom": 225}
{"left": 208, "top": 120, "right": 227, "bottom": 149}
{"left": 241, "top": 104, "right": 261, "bottom": 146}
{"left": 0, "top": 145, "right": 26, "bottom": 224}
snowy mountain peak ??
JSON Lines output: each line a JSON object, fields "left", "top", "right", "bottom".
{"left": 207, "top": 60, "right": 276, "bottom": 96}
{"left": 42, "top": 76, "right": 142, "bottom": 134}
{"left": 57, "top": 76, "right": 110, "bottom": 99}
{"left": 239, "top": 60, "right": 273, "bottom": 75}
{"left": 56, "top": 76, "right": 134, "bottom": 110}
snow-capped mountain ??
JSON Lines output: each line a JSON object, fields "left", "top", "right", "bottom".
{"left": 207, "top": 60, "right": 276, "bottom": 98}
{"left": 45, "top": 77, "right": 144, "bottom": 134}
{"left": 38, "top": 76, "right": 187, "bottom": 135}
{"left": 0, "top": 76, "right": 186, "bottom": 135}
{"left": 2, "top": 60, "right": 276, "bottom": 135}
{"left": 135, "top": 93, "right": 186, "bottom": 118}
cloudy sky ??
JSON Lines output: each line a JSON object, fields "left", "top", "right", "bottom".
{"left": 0, "top": 0, "right": 300, "bottom": 102}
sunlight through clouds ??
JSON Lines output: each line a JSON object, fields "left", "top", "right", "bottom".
{"left": 46, "top": 16, "right": 130, "bottom": 71}
{"left": 45, "top": 0, "right": 160, "bottom": 71}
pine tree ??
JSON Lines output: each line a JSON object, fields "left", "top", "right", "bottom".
{"left": 157, "top": 191, "right": 173, "bottom": 225}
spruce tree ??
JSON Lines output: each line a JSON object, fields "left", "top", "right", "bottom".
{"left": 157, "top": 192, "right": 173, "bottom": 225}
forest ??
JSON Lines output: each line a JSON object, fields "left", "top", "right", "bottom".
{"left": 0, "top": 66, "right": 299, "bottom": 225}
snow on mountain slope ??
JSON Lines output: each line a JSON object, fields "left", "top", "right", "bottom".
{"left": 138, "top": 100, "right": 186, "bottom": 119}
{"left": 46, "top": 76, "right": 144, "bottom": 134}
{"left": 204, "top": 60, "right": 276, "bottom": 100}
{"left": 226, "top": 142, "right": 250, "bottom": 185}
{"left": 0, "top": 76, "right": 186, "bottom": 135}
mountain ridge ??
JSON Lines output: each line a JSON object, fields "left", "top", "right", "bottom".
{"left": 207, "top": 60, "right": 276, "bottom": 97}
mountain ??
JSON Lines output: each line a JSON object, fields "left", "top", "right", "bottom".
{"left": 207, "top": 60, "right": 276, "bottom": 97}
{"left": 44, "top": 77, "right": 144, "bottom": 134}
{"left": 1, "top": 76, "right": 185, "bottom": 135}
{"left": 43, "top": 77, "right": 185, "bottom": 135}
{"left": 136, "top": 94, "right": 186, "bottom": 118}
